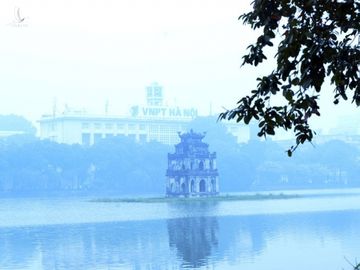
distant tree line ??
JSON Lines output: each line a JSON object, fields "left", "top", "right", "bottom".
{"left": 0, "top": 135, "right": 171, "bottom": 195}
{"left": 0, "top": 115, "right": 36, "bottom": 135}
{"left": 0, "top": 116, "right": 359, "bottom": 195}
{"left": 188, "top": 117, "right": 360, "bottom": 191}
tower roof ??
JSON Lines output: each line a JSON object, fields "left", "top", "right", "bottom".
{"left": 178, "top": 129, "right": 206, "bottom": 142}
{"left": 172, "top": 129, "right": 211, "bottom": 157}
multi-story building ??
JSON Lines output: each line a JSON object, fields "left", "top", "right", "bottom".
{"left": 39, "top": 82, "right": 251, "bottom": 146}
{"left": 39, "top": 83, "right": 200, "bottom": 145}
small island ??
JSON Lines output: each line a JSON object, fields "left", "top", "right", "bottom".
{"left": 90, "top": 193, "right": 300, "bottom": 203}
{"left": 89, "top": 191, "right": 360, "bottom": 204}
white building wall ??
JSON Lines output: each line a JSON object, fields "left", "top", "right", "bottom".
{"left": 39, "top": 115, "right": 191, "bottom": 145}
{"left": 62, "top": 120, "right": 82, "bottom": 144}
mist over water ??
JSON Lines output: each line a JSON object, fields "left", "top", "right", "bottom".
{"left": 1, "top": 1, "right": 360, "bottom": 269}
{"left": 0, "top": 195, "right": 360, "bottom": 270}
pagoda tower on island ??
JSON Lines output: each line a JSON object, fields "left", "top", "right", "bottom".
{"left": 166, "top": 130, "right": 219, "bottom": 197}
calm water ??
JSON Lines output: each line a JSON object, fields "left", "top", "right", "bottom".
{"left": 1, "top": 190, "right": 360, "bottom": 270}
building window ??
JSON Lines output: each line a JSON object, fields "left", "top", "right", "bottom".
{"left": 150, "top": 124, "right": 159, "bottom": 132}
{"left": 82, "top": 133, "right": 91, "bottom": 146}
{"left": 128, "top": 134, "right": 136, "bottom": 141}
{"left": 94, "top": 133, "right": 103, "bottom": 144}
{"left": 139, "top": 134, "right": 147, "bottom": 142}
{"left": 128, "top": 124, "right": 136, "bottom": 130}
{"left": 105, "top": 123, "right": 113, "bottom": 130}
{"left": 154, "top": 87, "right": 161, "bottom": 96}
{"left": 139, "top": 124, "right": 146, "bottom": 130}
{"left": 94, "top": 123, "right": 102, "bottom": 129}
{"left": 117, "top": 123, "right": 124, "bottom": 130}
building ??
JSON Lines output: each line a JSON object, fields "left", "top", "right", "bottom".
{"left": 39, "top": 83, "right": 199, "bottom": 145}
{"left": 38, "top": 82, "right": 252, "bottom": 145}
{"left": 166, "top": 130, "right": 219, "bottom": 197}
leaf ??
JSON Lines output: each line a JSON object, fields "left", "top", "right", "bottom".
{"left": 220, "top": 0, "right": 360, "bottom": 155}
{"left": 291, "top": 78, "right": 300, "bottom": 85}
{"left": 244, "top": 114, "right": 252, "bottom": 124}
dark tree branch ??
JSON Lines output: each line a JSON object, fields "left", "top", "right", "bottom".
{"left": 220, "top": 0, "right": 360, "bottom": 156}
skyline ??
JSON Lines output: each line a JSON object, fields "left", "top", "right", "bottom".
{"left": 0, "top": 0, "right": 359, "bottom": 133}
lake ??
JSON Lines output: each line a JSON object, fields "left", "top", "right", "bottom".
{"left": 1, "top": 189, "right": 360, "bottom": 270}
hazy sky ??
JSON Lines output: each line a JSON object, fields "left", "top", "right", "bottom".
{"left": 0, "top": 0, "right": 359, "bottom": 132}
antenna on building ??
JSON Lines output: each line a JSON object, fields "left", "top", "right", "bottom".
{"left": 64, "top": 103, "right": 70, "bottom": 113}
{"left": 52, "top": 97, "right": 57, "bottom": 117}
{"left": 105, "top": 99, "right": 109, "bottom": 115}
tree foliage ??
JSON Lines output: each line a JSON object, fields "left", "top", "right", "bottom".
{"left": 220, "top": 0, "right": 360, "bottom": 156}
{"left": 0, "top": 115, "right": 36, "bottom": 135}
{"left": 1, "top": 127, "right": 360, "bottom": 194}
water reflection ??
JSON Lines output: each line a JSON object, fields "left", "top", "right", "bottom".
{"left": 1, "top": 206, "right": 360, "bottom": 269}
{"left": 0, "top": 221, "right": 172, "bottom": 270}
{"left": 167, "top": 201, "right": 219, "bottom": 268}
{"left": 165, "top": 201, "right": 272, "bottom": 267}
{"left": 167, "top": 217, "right": 218, "bottom": 268}
{"left": 0, "top": 228, "right": 38, "bottom": 269}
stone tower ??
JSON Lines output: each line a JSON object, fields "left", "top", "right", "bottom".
{"left": 166, "top": 130, "right": 219, "bottom": 197}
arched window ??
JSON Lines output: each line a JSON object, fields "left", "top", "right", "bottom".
{"left": 181, "top": 183, "right": 186, "bottom": 193}
{"left": 199, "top": 179, "right": 206, "bottom": 192}
{"left": 199, "top": 161, "right": 204, "bottom": 170}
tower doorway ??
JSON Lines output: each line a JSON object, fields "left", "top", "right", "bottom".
{"left": 199, "top": 179, "right": 206, "bottom": 192}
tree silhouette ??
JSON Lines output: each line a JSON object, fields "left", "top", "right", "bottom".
{"left": 220, "top": 0, "right": 360, "bottom": 156}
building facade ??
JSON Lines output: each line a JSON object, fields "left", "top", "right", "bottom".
{"left": 39, "top": 113, "right": 195, "bottom": 146}
{"left": 166, "top": 130, "right": 219, "bottom": 197}
{"left": 39, "top": 83, "right": 198, "bottom": 145}
{"left": 38, "top": 82, "right": 251, "bottom": 145}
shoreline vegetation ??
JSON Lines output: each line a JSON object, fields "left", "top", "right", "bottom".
{"left": 90, "top": 193, "right": 299, "bottom": 203}
{"left": 90, "top": 192, "right": 360, "bottom": 203}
